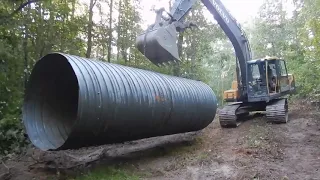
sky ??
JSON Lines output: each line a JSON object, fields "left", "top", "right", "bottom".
{"left": 78, "top": 0, "right": 295, "bottom": 29}
{"left": 139, "top": 0, "right": 264, "bottom": 28}
{"left": 79, "top": 0, "right": 266, "bottom": 28}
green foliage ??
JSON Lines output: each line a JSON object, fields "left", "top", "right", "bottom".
{"left": 0, "top": 41, "right": 23, "bottom": 120}
{"left": 294, "top": 0, "right": 320, "bottom": 98}
{"left": 249, "top": 0, "right": 289, "bottom": 58}
{"left": 0, "top": 114, "right": 28, "bottom": 156}
{"left": 0, "top": 7, "right": 26, "bottom": 155}
{"left": 0, "top": 0, "right": 87, "bottom": 155}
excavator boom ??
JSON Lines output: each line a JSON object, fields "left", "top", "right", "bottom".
{"left": 136, "top": 0, "right": 295, "bottom": 128}
{"left": 135, "top": 0, "right": 252, "bottom": 101}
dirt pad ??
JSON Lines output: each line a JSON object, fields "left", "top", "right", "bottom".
{"left": 1, "top": 100, "right": 320, "bottom": 180}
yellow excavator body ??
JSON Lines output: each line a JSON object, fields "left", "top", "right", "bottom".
{"left": 223, "top": 80, "right": 239, "bottom": 102}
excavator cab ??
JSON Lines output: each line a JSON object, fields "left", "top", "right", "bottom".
{"left": 265, "top": 58, "right": 295, "bottom": 95}
{"left": 223, "top": 57, "right": 295, "bottom": 103}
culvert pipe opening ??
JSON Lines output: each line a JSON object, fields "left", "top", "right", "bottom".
{"left": 23, "top": 53, "right": 218, "bottom": 151}
{"left": 23, "top": 54, "right": 79, "bottom": 151}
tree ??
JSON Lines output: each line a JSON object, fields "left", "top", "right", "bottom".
{"left": 116, "top": 0, "right": 143, "bottom": 64}
{"left": 107, "top": 0, "right": 113, "bottom": 62}
{"left": 0, "top": 0, "right": 88, "bottom": 155}
{"left": 86, "top": 0, "right": 97, "bottom": 58}
{"left": 248, "top": 0, "right": 290, "bottom": 58}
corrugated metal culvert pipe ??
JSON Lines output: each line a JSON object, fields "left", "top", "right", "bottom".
{"left": 22, "top": 53, "right": 218, "bottom": 151}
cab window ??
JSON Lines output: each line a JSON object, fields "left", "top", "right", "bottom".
{"left": 250, "top": 64, "right": 260, "bottom": 79}
{"left": 279, "top": 60, "right": 288, "bottom": 76}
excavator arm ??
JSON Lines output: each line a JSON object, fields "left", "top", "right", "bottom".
{"left": 135, "top": 0, "right": 252, "bottom": 101}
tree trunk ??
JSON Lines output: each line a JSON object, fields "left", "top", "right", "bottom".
{"left": 86, "top": 0, "right": 96, "bottom": 58}
{"left": 71, "top": 0, "right": 75, "bottom": 19}
{"left": 116, "top": 0, "right": 122, "bottom": 62}
{"left": 23, "top": 5, "right": 31, "bottom": 88}
{"left": 173, "top": 32, "right": 184, "bottom": 76}
{"left": 107, "top": 0, "right": 113, "bottom": 62}
{"left": 123, "top": 0, "right": 128, "bottom": 64}
{"left": 121, "top": 46, "right": 127, "bottom": 63}
{"left": 35, "top": 2, "right": 42, "bottom": 58}
{"left": 271, "top": 41, "right": 276, "bottom": 56}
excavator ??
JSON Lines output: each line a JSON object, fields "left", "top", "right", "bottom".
{"left": 135, "top": 0, "right": 296, "bottom": 128}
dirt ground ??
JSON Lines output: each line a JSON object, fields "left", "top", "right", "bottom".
{"left": 1, "top": 100, "right": 320, "bottom": 180}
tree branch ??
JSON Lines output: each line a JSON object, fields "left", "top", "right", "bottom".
{"left": 93, "top": 0, "right": 98, "bottom": 7}
{"left": 11, "top": 0, "right": 41, "bottom": 17}
{"left": 0, "top": 0, "right": 41, "bottom": 23}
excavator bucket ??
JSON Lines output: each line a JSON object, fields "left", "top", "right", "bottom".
{"left": 136, "top": 23, "right": 180, "bottom": 65}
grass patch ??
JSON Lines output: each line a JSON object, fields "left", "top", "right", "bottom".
{"left": 68, "top": 166, "right": 140, "bottom": 180}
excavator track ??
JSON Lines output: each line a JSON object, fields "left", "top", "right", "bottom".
{"left": 218, "top": 103, "right": 242, "bottom": 128}
{"left": 266, "top": 98, "right": 288, "bottom": 123}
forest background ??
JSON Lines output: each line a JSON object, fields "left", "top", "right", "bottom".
{"left": 0, "top": 0, "right": 316, "bottom": 155}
